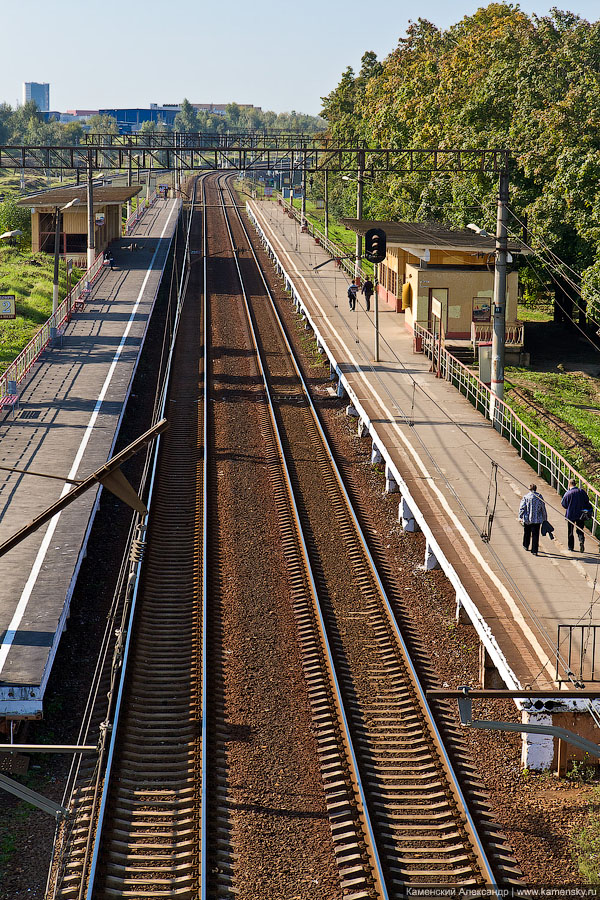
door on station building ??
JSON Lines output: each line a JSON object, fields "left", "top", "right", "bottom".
{"left": 427, "top": 287, "right": 448, "bottom": 333}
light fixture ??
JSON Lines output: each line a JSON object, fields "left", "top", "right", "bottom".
{"left": 467, "top": 223, "right": 489, "bottom": 237}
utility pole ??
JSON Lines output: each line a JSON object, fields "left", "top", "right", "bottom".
{"left": 355, "top": 149, "right": 364, "bottom": 282}
{"left": 52, "top": 206, "right": 61, "bottom": 315}
{"left": 86, "top": 153, "right": 95, "bottom": 273}
{"left": 301, "top": 145, "right": 306, "bottom": 224}
{"left": 324, "top": 169, "right": 329, "bottom": 241}
{"left": 491, "top": 169, "right": 509, "bottom": 404}
{"left": 127, "top": 139, "right": 132, "bottom": 219}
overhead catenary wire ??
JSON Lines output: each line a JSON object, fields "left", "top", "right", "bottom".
{"left": 260, "top": 192, "right": 600, "bottom": 692}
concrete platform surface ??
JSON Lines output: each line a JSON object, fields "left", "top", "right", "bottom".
{"left": 0, "top": 198, "right": 179, "bottom": 715}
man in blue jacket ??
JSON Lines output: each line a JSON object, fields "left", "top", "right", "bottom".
{"left": 562, "top": 479, "right": 592, "bottom": 552}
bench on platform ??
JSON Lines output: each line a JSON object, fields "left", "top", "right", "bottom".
{"left": 0, "top": 381, "right": 19, "bottom": 417}
{"left": 72, "top": 288, "right": 90, "bottom": 312}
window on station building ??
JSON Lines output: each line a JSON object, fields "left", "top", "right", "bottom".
{"left": 39, "top": 212, "right": 56, "bottom": 253}
{"left": 65, "top": 234, "right": 87, "bottom": 253}
{"left": 472, "top": 297, "right": 491, "bottom": 322}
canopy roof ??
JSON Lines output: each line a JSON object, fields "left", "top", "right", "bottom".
{"left": 18, "top": 186, "right": 142, "bottom": 208}
{"left": 340, "top": 218, "right": 527, "bottom": 255}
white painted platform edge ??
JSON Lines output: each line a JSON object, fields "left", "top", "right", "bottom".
{"left": 248, "top": 203, "right": 522, "bottom": 693}
{"left": 0, "top": 201, "right": 180, "bottom": 715}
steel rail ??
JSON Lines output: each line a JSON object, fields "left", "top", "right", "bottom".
{"left": 223, "top": 176, "right": 501, "bottom": 889}
{"left": 215, "top": 174, "right": 390, "bottom": 899}
{"left": 200, "top": 174, "right": 209, "bottom": 900}
{"left": 81, "top": 185, "right": 197, "bottom": 900}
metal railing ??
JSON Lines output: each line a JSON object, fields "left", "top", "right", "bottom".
{"left": 557, "top": 625, "right": 600, "bottom": 683}
{"left": 123, "top": 190, "right": 159, "bottom": 235}
{"left": 413, "top": 320, "right": 600, "bottom": 535}
{"left": 471, "top": 321, "right": 524, "bottom": 347}
{"left": 0, "top": 252, "right": 105, "bottom": 397}
{"left": 0, "top": 192, "right": 163, "bottom": 398}
{"left": 276, "top": 192, "right": 370, "bottom": 283}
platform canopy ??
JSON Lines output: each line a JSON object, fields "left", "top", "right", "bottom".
{"left": 18, "top": 185, "right": 142, "bottom": 208}
{"left": 341, "top": 218, "right": 527, "bottom": 255}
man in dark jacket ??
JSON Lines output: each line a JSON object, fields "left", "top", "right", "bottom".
{"left": 347, "top": 283, "right": 358, "bottom": 311}
{"left": 561, "top": 479, "right": 592, "bottom": 552}
{"left": 519, "top": 483, "right": 547, "bottom": 556}
{"left": 361, "top": 277, "right": 374, "bottom": 312}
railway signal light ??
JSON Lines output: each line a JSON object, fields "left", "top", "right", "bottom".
{"left": 365, "top": 228, "right": 386, "bottom": 264}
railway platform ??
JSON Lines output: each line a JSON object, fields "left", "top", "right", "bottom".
{"left": 0, "top": 197, "right": 180, "bottom": 720}
{"left": 248, "top": 196, "right": 600, "bottom": 769}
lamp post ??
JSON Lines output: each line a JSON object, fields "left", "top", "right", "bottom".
{"left": 53, "top": 198, "right": 80, "bottom": 315}
{"left": 491, "top": 171, "right": 509, "bottom": 403}
{"left": 87, "top": 155, "right": 95, "bottom": 273}
{"left": 324, "top": 170, "right": 329, "bottom": 241}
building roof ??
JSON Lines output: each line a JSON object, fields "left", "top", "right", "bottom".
{"left": 18, "top": 186, "right": 142, "bottom": 208}
{"left": 340, "top": 218, "right": 527, "bottom": 255}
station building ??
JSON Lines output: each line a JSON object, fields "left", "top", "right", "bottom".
{"left": 342, "top": 219, "right": 528, "bottom": 359}
{"left": 19, "top": 186, "right": 142, "bottom": 267}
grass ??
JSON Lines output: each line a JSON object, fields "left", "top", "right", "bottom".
{"left": 289, "top": 196, "right": 374, "bottom": 275}
{"left": 0, "top": 246, "right": 82, "bottom": 372}
{"left": 0, "top": 172, "right": 75, "bottom": 195}
{"left": 504, "top": 368, "right": 600, "bottom": 481}
{"left": 517, "top": 301, "right": 553, "bottom": 323}
{"left": 573, "top": 788, "right": 600, "bottom": 883}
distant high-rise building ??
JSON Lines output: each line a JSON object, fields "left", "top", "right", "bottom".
{"left": 23, "top": 82, "right": 50, "bottom": 111}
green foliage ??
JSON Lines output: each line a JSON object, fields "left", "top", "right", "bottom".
{"left": 505, "top": 369, "right": 600, "bottom": 482}
{"left": 0, "top": 196, "right": 31, "bottom": 239}
{"left": 320, "top": 6, "right": 600, "bottom": 312}
{"left": 0, "top": 246, "right": 82, "bottom": 371}
{"left": 582, "top": 259, "right": 600, "bottom": 323}
{"left": 572, "top": 789, "right": 600, "bottom": 884}
{"left": 86, "top": 114, "right": 119, "bottom": 136}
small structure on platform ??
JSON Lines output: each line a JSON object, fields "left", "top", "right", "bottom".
{"left": 342, "top": 218, "right": 528, "bottom": 361}
{"left": 19, "top": 186, "right": 142, "bottom": 267}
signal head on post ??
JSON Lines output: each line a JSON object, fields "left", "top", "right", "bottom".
{"left": 365, "top": 227, "right": 387, "bottom": 264}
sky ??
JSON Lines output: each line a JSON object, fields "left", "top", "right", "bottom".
{"left": 2, "top": 0, "right": 599, "bottom": 118}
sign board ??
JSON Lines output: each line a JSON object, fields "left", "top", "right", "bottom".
{"left": 431, "top": 298, "right": 442, "bottom": 319}
{"left": 264, "top": 186, "right": 273, "bottom": 197}
{"left": 0, "top": 295, "right": 16, "bottom": 319}
{"left": 67, "top": 258, "right": 73, "bottom": 274}
{"left": 95, "top": 213, "right": 105, "bottom": 227}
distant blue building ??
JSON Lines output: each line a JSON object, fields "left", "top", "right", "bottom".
{"left": 99, "top": 107, "right": 179, "bottom": 133}
{"left": 23, "top": 82, "right": 49, "bottom": 112}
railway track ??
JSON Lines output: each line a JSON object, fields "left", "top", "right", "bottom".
{"left": 212, "top": 174, "right": 521, "bottom": 896}
{"left": 47, "top": 180, "right": 205, "bottom": 899}
{"left": 47, "top": 171, "right": 521, "bottom": 899}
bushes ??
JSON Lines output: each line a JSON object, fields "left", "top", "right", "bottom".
{"left": 0, "top": 196, "right": 31, "bottom": 241}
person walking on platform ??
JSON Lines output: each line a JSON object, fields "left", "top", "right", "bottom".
{"left": 519, "top": 483, "right": 547, "bottom": 556}
{"left": 348, "top": 282, "right": 358, "bottom": 311}
{"left": 561, "top": 478, "right": 592, "bottom": 552}
{"left": 361, "top": 277, "right": 374, "bottom": 312}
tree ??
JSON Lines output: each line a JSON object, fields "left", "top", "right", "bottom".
{"left": 86, "top": 114, "right": 119, "bottom": 137}
{"left": 320, "top": 5, "right": 600, "bottom": 326}
{"left": 174, "top": 99, "right": 199, "bottom": 133}
{"left": 0, "top": 197, "right": 31, "bottom": 239}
